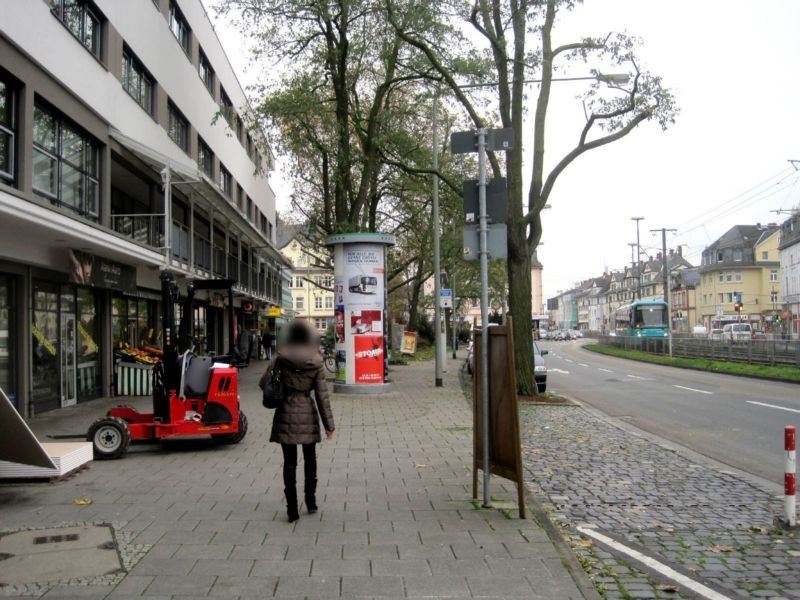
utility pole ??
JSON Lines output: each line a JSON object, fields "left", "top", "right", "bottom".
{"left": 651, "top": 227, "right": 677, "bottom": 356}
{"left": 628, "top": 243, "right": 637, "bottom": 300}
{"left": 631, "top": 217, "right": 644, "bottom": 299}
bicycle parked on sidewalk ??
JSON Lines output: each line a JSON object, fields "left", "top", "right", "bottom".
{"left": 319, "top": 338, "right": 336, "bottom": 373}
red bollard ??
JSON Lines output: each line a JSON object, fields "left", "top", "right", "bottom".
{"left": 786, "top": 426, "right": 796, "bottom": 527}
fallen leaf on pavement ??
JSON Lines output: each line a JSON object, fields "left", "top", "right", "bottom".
{"left": 575, "top": 540, "right": 593, "bottom": 548}
{"left": 657, "top": 584, "right": 680, "bottom": 593}
{"left": 748, "top": 526, "right": 768, "bottom": 534}
{"left": 415, "top": 464, "right": 427, "bottom": 469}
{"left": 74, "top": 498, "right": 93, "bottom": 506}
{"left": 708, "top": 545, "right": 735, "bottom": 553}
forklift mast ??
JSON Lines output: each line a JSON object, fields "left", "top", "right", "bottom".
{"left": 155, "top": 271, "right": 238, "bottom": 422}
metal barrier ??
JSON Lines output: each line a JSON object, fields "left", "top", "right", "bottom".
{"left": 599, "top": 335, "right": 800, "bottom": 366}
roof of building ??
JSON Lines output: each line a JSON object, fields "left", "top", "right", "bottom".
{"left": 707, "top": 224, "right": 777, "bottom": 251}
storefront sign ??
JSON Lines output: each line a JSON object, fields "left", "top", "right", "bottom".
{"left": 69, "top": 250, "right": 136, "bottom": 293}
{"left": 241, "top": 300, "right": 254, "bottom": 315}
{"left": 267, "top": 307, "right": 282, "bottom": 317}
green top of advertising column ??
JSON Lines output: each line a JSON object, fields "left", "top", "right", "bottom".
{"left": 325, "top": 233, "right": 396, "bottom": 247}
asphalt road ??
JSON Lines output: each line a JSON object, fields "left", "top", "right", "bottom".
{"left": 541, "top": 339, "right": 800, "bottom": 484}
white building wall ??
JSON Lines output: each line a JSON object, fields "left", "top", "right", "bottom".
{"left": 3, "top": 0, "right": 275, "bottom": 226}
{"left": 780, "top": 242, "right": 800, "bottom": 337}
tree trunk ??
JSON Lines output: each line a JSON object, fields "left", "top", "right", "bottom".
{"left": 407, "top": 257, "right": 424, "bottom": 331}
{"left": 507, "top": 244, "right": 535, "bottom": 394}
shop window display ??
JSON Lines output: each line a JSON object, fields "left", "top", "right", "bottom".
{"left": 0, "top": 276, "right": 15, "bottom": 407}
{"left": 31, "top": 282, "right": 59, "bottom": 413}
{"left": 112, "top": 295, "right": 161, "bottom": 366}
{"left": 77, "top": 287, "right": 100, "bottom": 399}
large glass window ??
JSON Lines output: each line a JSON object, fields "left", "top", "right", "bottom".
{"left": 112, "top": 296, "right": 156, "bottom": 348}
{"left": 168, "top": 101, "right": 188, "bottom": 151}
{"left": 76, "top": 287, "right": 100, "bottom": 400}
{"left": 51, "top": 0, "right": 102, "bottom": 59}
{"left": 168, "top": 1, "right": 190, "bottom": 53}
{"left": 33, "top": 104, "right": 100, "bottom": 221}
{"left": 219, "top": 164, "right": 232, "bottom": 198}
{"left": 220, "top": 88, "right": 235, "bottom": 129}
{"left": 0, "top": 80, "right": 14, "bottom": 183}
{"left": 122, "top": 48, "right": 153, "bottom": 114}
{"left": 197, "top": 137, "right": 213, "bottom": 178}
{"left": 0, "top": 275, "right": 15, "bottom": 407}
{"left": 31, "top": 282, "right": 59, "bottom": 413}
{"left": 198, "top": 49, "right": 214, "bottom": 95}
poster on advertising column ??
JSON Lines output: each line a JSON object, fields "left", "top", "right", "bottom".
{"left": 343, "top": 245, "right": 385, "bottom": 309}
{"left": 354, "top": 335, "right": 384, "bottom": 384}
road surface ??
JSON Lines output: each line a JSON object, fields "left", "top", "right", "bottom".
{"left": 542, "top": 340, "right": 800, "bottom": 483}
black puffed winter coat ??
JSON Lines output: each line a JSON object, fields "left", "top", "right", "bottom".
{"left": 259, "top": 344, "right": 334, "bottom": 445}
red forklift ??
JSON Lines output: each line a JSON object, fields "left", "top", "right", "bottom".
{"left": 87, "top": 271, "right": 248, "bottom": 459}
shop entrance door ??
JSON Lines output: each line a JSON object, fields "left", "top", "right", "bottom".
{"left": 60, "top": 292, "right": 77, "bottom": 407}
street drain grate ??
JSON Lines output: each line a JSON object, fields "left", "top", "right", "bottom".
{"left": 0, "top": 525, "right": 122, "bottom": 586}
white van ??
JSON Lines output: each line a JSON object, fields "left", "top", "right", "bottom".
{"left": 722, "top": 323, "right": 752, "bottom": 341}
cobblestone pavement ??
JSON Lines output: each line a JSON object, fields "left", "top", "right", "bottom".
{"left": 519, "top": 403, "right": 800, "bottom": 600}
{"left": 0, "top": 354, "right": 587, "bottom": 599}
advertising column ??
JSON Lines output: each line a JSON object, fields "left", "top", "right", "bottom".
{"left": 326, "top": 233, "right": 395, "bottom": 394}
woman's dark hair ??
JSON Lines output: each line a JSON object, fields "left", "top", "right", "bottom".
{"left": 286, "top": 320, "right": 313, "bottom": 346}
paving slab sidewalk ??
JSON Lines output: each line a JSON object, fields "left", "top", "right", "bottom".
{"left": 0, "top": 353, "right": 587, "bottom": 599}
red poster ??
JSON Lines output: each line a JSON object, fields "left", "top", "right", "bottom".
{"left": 354, "top": 335, "right": 384, "bottom": 384}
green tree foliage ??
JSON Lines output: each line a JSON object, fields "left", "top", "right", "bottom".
{"left": 386, "top": 0, "right": 678, "bottom": 393}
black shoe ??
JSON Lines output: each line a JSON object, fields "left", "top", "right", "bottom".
{"left": 285, "top": 486, "right": 299, "bottom": 522}
{"left": 305, "top": 477, "right": 318, "bottom": 514}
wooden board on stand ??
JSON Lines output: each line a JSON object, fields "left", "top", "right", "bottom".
{"left": 472, "top": 316, "right": 526, "bottom": 519}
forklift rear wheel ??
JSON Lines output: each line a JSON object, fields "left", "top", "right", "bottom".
{"left": 88, "top": 416, "right": 131, "bottom": 459}
{"left": 212, "top": 409, "right": 248, "bottom": 444}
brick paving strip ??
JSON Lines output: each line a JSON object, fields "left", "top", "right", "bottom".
{"left": 0, "top": 354, "right": 588, "bottom": 599}
{"left": 519, "top": 403, "right": 800, "bottom": 600}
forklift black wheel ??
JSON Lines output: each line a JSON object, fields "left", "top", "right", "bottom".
{"left": 212, "top": 410, "right": 248, "bottom": 445}
{"left": 88, "top": 416, "right": 131, "bottom": 459}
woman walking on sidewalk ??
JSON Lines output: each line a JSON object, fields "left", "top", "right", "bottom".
{"left": 260, "top": 320, "right": 334, "bottom": 522}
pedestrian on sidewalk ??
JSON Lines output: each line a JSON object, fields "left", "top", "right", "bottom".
{"left": 259, "top": 320, "right": 334, "bottom": 522}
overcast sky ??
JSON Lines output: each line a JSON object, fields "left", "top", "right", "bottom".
{"left": 205, "top": 1, "right": 800, "bottom": 303}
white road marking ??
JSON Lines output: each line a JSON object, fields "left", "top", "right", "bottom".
{"left": 626, "top": 374, "right": 646, "bottom": 380}
{"left": 576, "top": 526, "right": 733, "bottom": 600}
{"left": 550, "top": 368, "right": 570, "bottom": 374}
{"left": 578, "top": 363, "right": 589, "bottom": 367}
{"left": 746, "top": 401, "right": 800, "bottom": 414}
{"left": 673, "top": 385, "right": 713, "bottom": 395}
{"left": 565, "top": 359, "right": 574, "bottom": 363}
{"left": 598, "top": 368, "right": 613, "bottom": 373}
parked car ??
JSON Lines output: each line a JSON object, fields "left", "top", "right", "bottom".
{"left": 710, "top": 328, "right": 724, "bottom": 341}
{"left": 533, "top": 341, "right": 548, "bottom": 393}
{"left": 693, "top": 325, "right": 708, "bottom": 337}
{"left": 751, "top": 329, "right": 767, "bottom": 340}
{"left": 722, "top": 323, "right": 752, "bottom": 341}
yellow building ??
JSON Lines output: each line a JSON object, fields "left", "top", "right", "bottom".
{"left": 697, "top": 225, "right": 781, "bottom": 331}
{"left": 279, "top": 234, "right": 335, "bottom": 333}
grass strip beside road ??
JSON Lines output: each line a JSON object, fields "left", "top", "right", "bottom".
{"left": 585, "top": 343, "right": 800, "bottom": 383}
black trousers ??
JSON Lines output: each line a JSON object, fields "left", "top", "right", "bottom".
{"left": 280, "top": 443, "right": 317, "bottom": 493}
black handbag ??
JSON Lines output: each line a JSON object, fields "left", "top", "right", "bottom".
{"left": 262, "top": 366, "right": 285, "bottom": 409}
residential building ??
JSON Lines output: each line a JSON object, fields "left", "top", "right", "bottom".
{"left": 0, "top": 0, "right": 286, "bottom": 416}
{"left": 778, "top": 212, "right": 800, "bottom": 338}
{"left": 671, "top": 268, "right": 700, "bottom": 333}
{"left": 278, "top": 230, "right": 334, "bottom": 334}
{"left": 696, "top": 224, "right": 781, "bottom": 331}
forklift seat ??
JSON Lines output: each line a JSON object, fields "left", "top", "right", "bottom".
{"left": 181, "top": 353, "right": 215, "bottom": 397}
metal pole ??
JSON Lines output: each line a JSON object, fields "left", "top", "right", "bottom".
{"left": 452, "top": 271, "right": 457, "bottom": 359}
{"left": 163, "top": 166, "right": 171, "bottom": 268}
{"left": 632, "top": 217, "right": 644, "bottom": 299}
{"left": 432, "top": 90, "right": 443, "bottom": 387}
{"left": 478, "top": 126, "right": 491, "bottom": 508}
{"left": 652, "top": 227, "right": 677, "bottom": 357}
